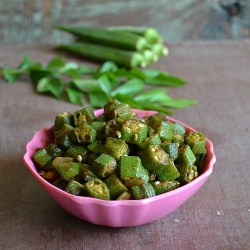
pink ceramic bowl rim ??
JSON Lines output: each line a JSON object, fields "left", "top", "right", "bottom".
{"left": 23, "top": 109, "right": 216, "bottom": 207}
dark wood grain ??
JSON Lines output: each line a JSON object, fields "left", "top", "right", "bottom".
{"left": 0, "top": 0, "right": 250, "bottom": 44}
{"left": 0, "top": 40, "right": 250, "bottom": 249}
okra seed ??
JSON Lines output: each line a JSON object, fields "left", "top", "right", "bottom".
{"left": 116, "top": 131, "right": 122, "bottom": 138}
{"left": 77, "top": 155, "right": 82, "bottom": 162}
{"left": 133, "top": 134, "right": 138, "bottom": 141}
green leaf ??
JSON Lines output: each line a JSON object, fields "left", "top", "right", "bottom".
{"left": 18, "top": 53, "right": 34, "bottom": 71}
{"left": 111, "top": 78, "right": 144, "bottom": 96}
{"left": 159, "top": 98, "right": 198, "bottom": 108}
{"left": 1, "top": 67, "right": 22, "bottom": 83}
{"left": 143, "top": 69, "right": 186, "bottom": 87}
{"left": 78, "top": 65, "right": 97, "bottom": 74}
{"left": 139, "top": 103, "right": 173, "bottom": 115}
{"left": 142, "top": 69, "right": 161, "bottom": 78}
{"left": 72, "top": 79, "right": 101, "bottom": 93}
{"left": 99, "top": 61, "right": 118, "bottom": 73}
{"left": 114, "top": 93, "right": 143, "bottom": 109}
{"left": 29, "top": 69, "right": 52, "bottom": 84}
{"left": 97, "top": 75, "right": 112, "bottom": 96}
{"left": 65, "top": 87, "right": 84, "bottom": 105}
{"left": 47, "top": 57, "right": 65, "bottom": 69}
{"left": 134, "top": 89, "right": 169, "bottom": 102}
{"left": 36, "top": 77, "right": 63, "bottom": 99}
{"left": 88, "top": 91, "right": 110, "bottom": 107}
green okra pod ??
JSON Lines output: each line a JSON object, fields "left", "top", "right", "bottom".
{"left": 54, "top": 112, "right": 73, "bottom": 131}
{"left": 104, "top": 137, "right": 128, "bottom": 160}
{"left": 65, "top": 179, "right": 84, "bottom": 195}
{"left": 45, "top": 143, "right": 63, "bottom": 158}
{"left": 185, "top": 131, "right": 206, "bottom": 155}
{"left": 92, "top": 153, "right": 117, "bottom": 178}
{"left": 119, "top": 119, "right": 148, "bottom": 144}
{"left": 54, "top": 124, "right": 75, "bottom": 148}
{"left": 140, "top": 145, "right": 180, "bottom": 181}
{"left": 161, "top": 142, "right": 179, "bottom": 160}
{"left": 176, "top": 163, "right": 198, "bottom": 184}
{"left": 120, "top": 156, "right": 149, "bottom": 187}
{"left": 146, "top": 114, "right": 174, "bottom": 141}
{"left": 104, "top": 174, "right": 128, "bottom": 199}
{"left": 73, "top": 123, "right": 96, "bottom": 144}
{"left": 65, "top": 145, "right": 88, "bottom": 162}
{"left": 56, "top": 162, "right": 83, "bottom": 181}
{"left": 33, "top": 148, "right": 52, "bottom": 168}
{"left": 151, "top": 180, "right": 180, "bottom": 195}
{"left": 131, "top": 183, "right": 155, "bottom": 199}
{"left": 177, "top": 144, "right": 196, "bottom": 165}
{"left": 74, "top": 107, "right": 95, "bottom": 127}
{"left": 85, "top": 179, "right": 110, "bottom": 200}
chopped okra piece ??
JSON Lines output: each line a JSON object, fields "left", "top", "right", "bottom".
{"left": 73, "top": 107, "right": 95, "bottom": 127}
{"left": 81, "top": 167, "right": 98, "bottom": 182}
{"left": 111, "top": 103, "right": 133, "bottom": 120}
{"left": 54, "top": 124, "right": 75, "bottom": 148}
{"left": 104, "top": 99, "right": 132, "bottom": 120}
{"left": 140, "top": 145, "right": 180, "bottom": 181}
{"left": 172, "top": 134, "right": 184, "bottom": 145}
{"left": 161, "top": 142, "right": 179, "bottom": 160}
{"left": 87, "top": 141, "right": 103, "bottom": 154}
{"left": 104, "top": 137, "right": 128, "bottom": 160}
{"left": 185, "top": 132, "right": 206, "bottom": 155}
{"left": 173, "top": 122, "right": 186, "bottom": 135}
{"left": 131, "top": 183, "right": 155, "bottom": 199}
{"left": 91, "top": 121, "right": 106, "bottom": 139}
{"left": 33, "top": 148, "right": 52, "bottom": 168}
{"left": 56, "top": 162, "right": 83, "bottom": 181}
{"left": 92, "top": 153, "right": 117, "bottom": 178}
{"left": 177, "top": 163, "right": 198, "bottom": 184}
{"left": 65, "top": 179, "right": 84, "bottom": 195}
{"left": 65, "top": 145, "right": 88, "bottom": 162}
{"left": 151, "top": 180, "right": 180, "bottom": 195}
{"left": 120, "top": 156, "right": 149, "bottom": 187}
{"left": 138, "top": 133, "right": 161, "bottom": 149}
{"left": 195, "top": 150, "right": 207, "bottom": 174}
{"left": 104, "top": 99, "right": 120, "bottom": 114}
{"left": 73, "top": 124, "right": 96, "bottom": 144}
{"left": 116, "top": 191, "right": 132, "bottom": 200}
{"left": 54, "top": 112, "right": 73, "bottom": 131}
{"left": 177, "top": 144, "right": 196, "bottom": 165}
{"left": 85, "top": 179, "right": 110, "bottom": 200}
{"left": 146, "top": 114, "right": 174, "bottom": 141}
{"left": 119, "top": 119, "right": 148, "bottom": 144}
{"left": 105, "top": 119, "right": 121, "bottom": 137}
{"left": 104, "top": 174, "right": 128, "bottom": 199}
{"left": 45, "top": 143, "right": 63, "bottom": 158}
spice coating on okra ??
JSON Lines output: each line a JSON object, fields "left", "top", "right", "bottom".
{"left": 32, "top": 99, "right": 207, "bottom": 200}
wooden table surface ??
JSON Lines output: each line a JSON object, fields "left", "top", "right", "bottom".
{"left": 0, "top": 40, "right": 250, "bottom": 249}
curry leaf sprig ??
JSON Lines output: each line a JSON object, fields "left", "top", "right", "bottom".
{"left": 0, "top": 54, "right": 197, "bottom": 114}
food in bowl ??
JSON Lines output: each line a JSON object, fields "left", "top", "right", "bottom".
{"left": 31, "top": 99, "right": 208, "bottom": 201}
{"left": 23, "top": 99, "right": 216, "bottom": 227}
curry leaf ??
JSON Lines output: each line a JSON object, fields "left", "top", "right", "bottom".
{"left": 65, "top": 87, "right": 84, "bottom": 105}
{"left": 37, "top": 77, "right": 63, "bottom": 99}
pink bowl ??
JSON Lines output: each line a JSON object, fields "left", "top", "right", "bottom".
{"left": 23, "top": 109, "right": 216, "bottom": 227}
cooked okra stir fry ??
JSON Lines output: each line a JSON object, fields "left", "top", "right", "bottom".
{"left": 33, "top": 99, "right": 207, "bottom": 200}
